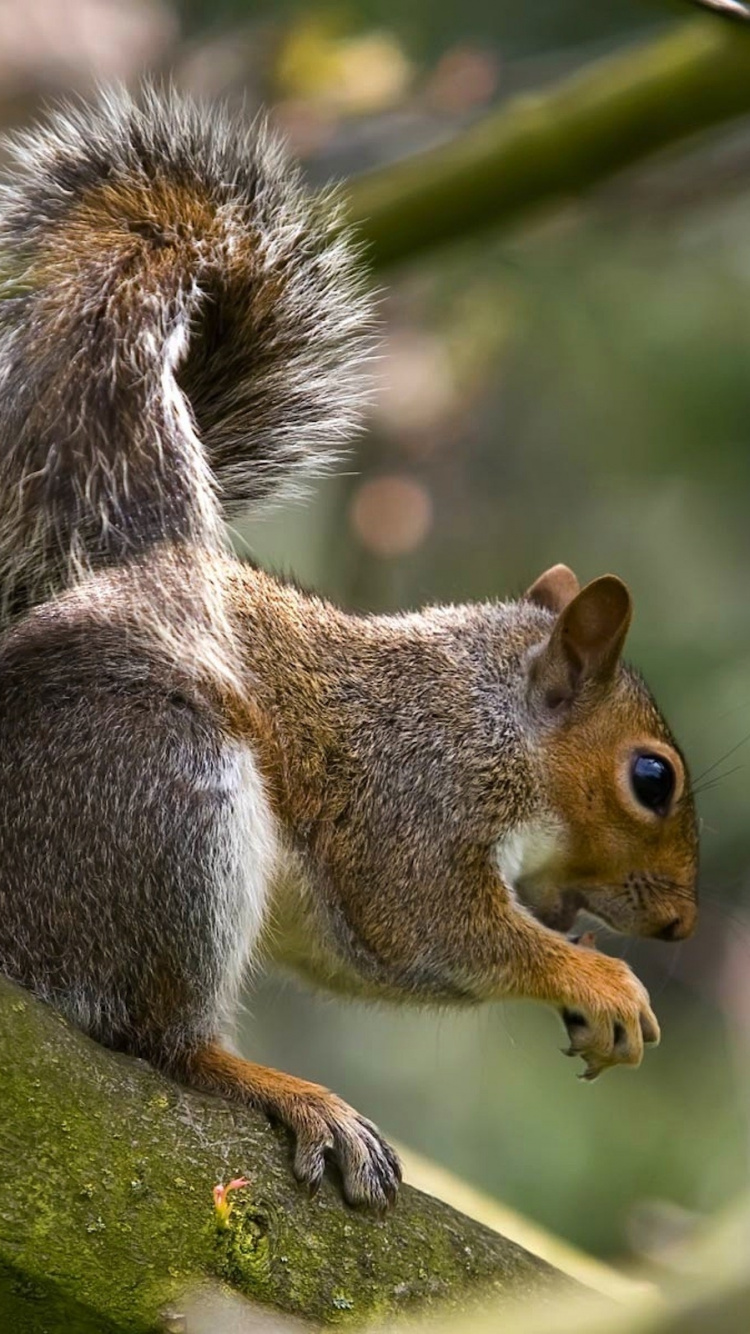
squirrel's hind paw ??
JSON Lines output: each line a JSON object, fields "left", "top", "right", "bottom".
{"left": 176, "top": 1044, "right": 401, "bottom": 1211}
{"left": 291, "top": 1098, "right": 402, "bottom": 1211}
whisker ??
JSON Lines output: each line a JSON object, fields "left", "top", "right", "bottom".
{"left": 693, "top": 764, "right": 744, "bottom": 796}
{"left": 689, "top": 880, "right": 750, "bottom": 934}
{"left": 692, "top": 730, "right": 750, "bottom": 784}
{"left": 631, "top": 879, "right": 699, "bottom": 905}
{"left": 698, "top": 899, "right": 750, "bottom": 938}
{"left": 699, "top": 872, "right": 746, "bottom": 897}
{"left": 714, "top": 701, "right": 750, "bottom": 724}
{"left": 650, "top": 943, "right": 682, "bottom": 1001}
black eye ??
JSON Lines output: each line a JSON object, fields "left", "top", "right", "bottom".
{"left": 630, "top": 753, "right": 675, "bottom": 815}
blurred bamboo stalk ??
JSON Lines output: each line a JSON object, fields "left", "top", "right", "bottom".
{"left": 348, "top": 19, "right": 750, "bottom": 269}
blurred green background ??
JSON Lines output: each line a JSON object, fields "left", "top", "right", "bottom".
{"left": 3, "top": 0, "right": 749, "bottom": 1271}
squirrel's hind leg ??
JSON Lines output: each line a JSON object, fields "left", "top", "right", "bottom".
{"left": 170, "top": 1042, "right": 401, "bottom": 1211}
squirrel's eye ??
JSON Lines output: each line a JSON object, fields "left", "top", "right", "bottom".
{"left": 630, "top": 753, "right": 675, "bottom": 815}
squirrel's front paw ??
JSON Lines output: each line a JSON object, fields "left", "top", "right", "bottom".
{"left": 284, "top": 1089, "right": 402, "bottom": 1210}
{"left": 559, "top": 953, "right": 660, "bottom": 1080}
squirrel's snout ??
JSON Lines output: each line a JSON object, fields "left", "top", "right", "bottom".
{"left": 652, "top": 905, "right": 697, "bottom": 942}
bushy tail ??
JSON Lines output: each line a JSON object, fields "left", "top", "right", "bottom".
{"left": 0, "top": 86, "right": 372, "bottom": 621}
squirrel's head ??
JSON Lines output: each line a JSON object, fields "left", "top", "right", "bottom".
{"left": 509, "top": 565, "right": 699, "bottom": 942}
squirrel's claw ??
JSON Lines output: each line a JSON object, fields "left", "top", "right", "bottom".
{"left": 287, "top": 1094, "right": 401, "bottom": 1211}
{"left": 293, "top": 1140, "right": 327, "bottom": 1198}
{"left": 557, "top": 955, "right": 660, "bottom": 1078}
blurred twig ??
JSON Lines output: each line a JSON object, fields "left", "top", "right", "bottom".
{"left": 690, "top": 0, "right": 750, "bottom": 22}
{"left": 348, "top": 19, "right": 750, "bottom": 269}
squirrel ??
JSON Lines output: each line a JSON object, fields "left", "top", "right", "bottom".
{"left": 0, "top": 87, "right": 698, "bottom": 1210}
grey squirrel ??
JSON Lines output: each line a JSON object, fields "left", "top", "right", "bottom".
{"left": 0, "top": 87, "right": 698, "bottom": 1210}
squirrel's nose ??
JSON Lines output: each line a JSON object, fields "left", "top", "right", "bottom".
{"left": 654, "top": 907, "right": 696, "bottom": 941}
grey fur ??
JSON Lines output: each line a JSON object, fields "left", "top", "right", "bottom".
{"left": 0, "top": 596, "right": 238, "bottom": 1060}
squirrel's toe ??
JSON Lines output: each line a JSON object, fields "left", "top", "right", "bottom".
{"left": 333, "top": 1113, "right": 402, "bottom": 1211}
{"left": 286, "top": 1093, "right": 401, "bottom": 1210}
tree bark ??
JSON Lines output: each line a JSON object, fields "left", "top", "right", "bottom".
{"left": 0, "top": 978, "right": 572, "bottom": 1333}
{"left": 348, "top": 18, "right": 750, "bottom": 269}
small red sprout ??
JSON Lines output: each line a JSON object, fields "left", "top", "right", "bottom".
{"left": 212, "top": 1176, "right": 249, "bottom": 1228}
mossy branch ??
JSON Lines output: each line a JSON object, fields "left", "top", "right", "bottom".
{"left": 0, "top": 977, "right": 572, "bottom": 1333}
{"left": 348, "top": 18, "right": 750, "bottom": 269}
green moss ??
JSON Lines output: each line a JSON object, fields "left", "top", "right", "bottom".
{"left": 0, "top": 979, "right": 569, "bottom": 1331}
{"left": 213, "top": 1207, "right": 272, "bottom": 1289}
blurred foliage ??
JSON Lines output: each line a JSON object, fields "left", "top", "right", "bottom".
{"left": 175, "top": 0, "right": 665, "bottom": 61}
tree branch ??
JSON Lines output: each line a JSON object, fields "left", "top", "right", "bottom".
{"left": 348, "top": 18, "right": 750, "bottom": 269}
{"left": 0, "top": 978, "right": 571, "bottom": 1332}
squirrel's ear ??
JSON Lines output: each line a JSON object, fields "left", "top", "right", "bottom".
{"left": 524, "top": 564, "right": 580, "bottom": 614}
{"left": 529, "top": 575, "right": 633, "bottom": 713}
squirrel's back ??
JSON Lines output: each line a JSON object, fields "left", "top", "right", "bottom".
{"left": 0, "top": 86, "right": 372, "bottom": 621}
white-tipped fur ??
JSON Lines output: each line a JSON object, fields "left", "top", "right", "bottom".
{"left": 0, "top": 84, "right": 374, "bottom": 624}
